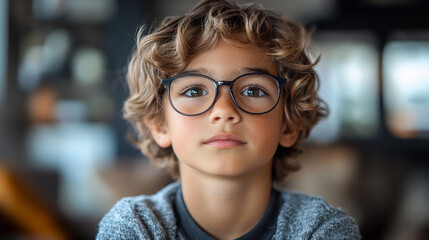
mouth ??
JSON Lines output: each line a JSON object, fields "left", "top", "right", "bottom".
{"left": 203, "top": 134, "right": 246, "bottom": 148}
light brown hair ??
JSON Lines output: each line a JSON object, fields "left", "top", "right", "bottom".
{"left": 123, "top": 0, "right": 327, "bottom": 181}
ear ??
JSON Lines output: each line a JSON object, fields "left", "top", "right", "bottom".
{"left": 279, "top": 122, "right": 299, "bottom": 148}
{"left": 145, "top": 117, "right": 172, "bottom": 148}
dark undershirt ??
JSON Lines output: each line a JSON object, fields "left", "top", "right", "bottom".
{"left": 173, "top": 187, "right": 280, "bottom": 240}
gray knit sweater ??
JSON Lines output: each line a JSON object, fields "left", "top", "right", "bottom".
{"left": 96, "top": 182, "right": 361, "bottom": 239}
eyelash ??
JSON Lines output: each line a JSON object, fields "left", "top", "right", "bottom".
{"left": 241, "top": 85, "right": 269, "bottom": 95}
{"left": 179, "top": 84, "right": 208, "bottom": 96}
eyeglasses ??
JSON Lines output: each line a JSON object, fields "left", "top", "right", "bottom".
{"left": 161, "top": 72, "right": 287, "bottom": 116}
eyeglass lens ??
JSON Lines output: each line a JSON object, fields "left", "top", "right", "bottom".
{"left": 168, "top": 74, "right": 280, "bottom": 115}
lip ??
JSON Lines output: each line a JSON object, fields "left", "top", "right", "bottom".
{"left": 203, "top": 134, "right": 246, "bottom": 148}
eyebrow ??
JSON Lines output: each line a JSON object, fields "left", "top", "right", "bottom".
{"left": 237, "top": 67, "right": 271, "bottom": 75}
{"left": 180, "top": 67, "right": 272, "bottom": 78}
{"left": 180, "top": 68, "right": 211, "bottom": 76}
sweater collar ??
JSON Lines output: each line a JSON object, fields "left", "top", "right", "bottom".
{"left": 173, "top": 186, "right": 280, "bottom": 240}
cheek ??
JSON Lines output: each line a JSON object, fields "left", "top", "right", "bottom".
{"left": 164, "top": 97, "right": 192, "bottom": 138}
{"left": 166, "top": 107, "right": 201, "bottom": 131}
{"left": 166, "top": 113, "right": 203, "bottom": 151}
{"left": 251, "top": 108, "right": 284, "bottom": 135}
{"left": 247, "top": 112, "right": 284, "bottom": 150}
{"left": 256, "top": 122, "right": 282, "bottom": 147}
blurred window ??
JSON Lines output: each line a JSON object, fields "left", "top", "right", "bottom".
{"left": 383, "top": 41, "right": 429, "bottom": 138}
{"left": 310, "top": 33, "right": 379, "bottom": 142}
{"left": 33, "top": 0, "right": 116, "bottom": 22}
{"left": 27, "top": 123, "right": 116, "bottom": 215}
{"left": 0, "top": 0, "right": 7, "bottom": 109}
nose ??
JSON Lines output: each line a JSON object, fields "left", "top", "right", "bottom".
{"left": 208, "top": 86, "right": 241, "bottom": 124}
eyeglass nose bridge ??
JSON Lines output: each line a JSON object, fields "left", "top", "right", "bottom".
{"left": 214, "top": 80, "right": 236, "bottom": 97}
{"left": 211, "top": 80, "right": 241, "bottom": 110}
{"left": 213, "top": 80, "right": 236, "bottom": 97}
{"left": 215, "top": 80, "right": 234, "bottom": 87}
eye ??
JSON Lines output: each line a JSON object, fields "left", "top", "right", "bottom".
{"left": 241, "top": 86, "right": 267, "bottom": 97}
{"left": 181, "top": 85, "right": 208, "bottom": 97}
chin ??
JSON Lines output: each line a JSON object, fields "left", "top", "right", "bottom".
{"left": 204, "top": 164, "right": 267, "bottom": 179}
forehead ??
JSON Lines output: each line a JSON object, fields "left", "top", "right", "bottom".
{"left": 185, "top": 39, "right": 277, "bottom": 77}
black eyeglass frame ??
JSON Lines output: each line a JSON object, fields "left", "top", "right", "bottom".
{"left": 161, "top": 72, "right": 287, "bottom": 116}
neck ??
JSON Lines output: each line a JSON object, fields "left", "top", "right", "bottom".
{"left": 179, "top": 162, "right": 273, "bottom": 240}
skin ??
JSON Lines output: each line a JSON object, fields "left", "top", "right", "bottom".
{"left": 147, "top": 38, "right": 298, "bottom": 240}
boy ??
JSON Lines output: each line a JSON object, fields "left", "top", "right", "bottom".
{"left": 97, "top": 0, "right": 361, "bottom": 239}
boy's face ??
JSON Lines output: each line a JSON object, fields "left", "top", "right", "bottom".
{"left": 149, "top": 39, "right": 298, "bottom": 178}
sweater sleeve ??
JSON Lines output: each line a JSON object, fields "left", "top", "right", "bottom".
{"left": 274, "top": 190, "right": 361, "bottom": 239}
{"left": 309, "top": 209, "right": 361, "bottom": 240}
{"left": 96, "top": 183, "right": 180, "bottom": 240}
{"left": 96, "top": 198, "right": 153, "bottom": 240}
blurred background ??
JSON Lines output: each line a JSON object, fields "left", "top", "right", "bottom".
{"left": 1, "top": 0, "right": 429, "bottom": 239}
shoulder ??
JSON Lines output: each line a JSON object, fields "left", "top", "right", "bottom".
{"left": 274, "top": 190, "right": 361, "bottom": 240}
{"left": 96, "top": 182, "right": 181, "bottom": 240}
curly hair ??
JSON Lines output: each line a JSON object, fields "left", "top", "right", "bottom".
{"left": 123, "top": 0, "right": 327, "bottom": 181}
